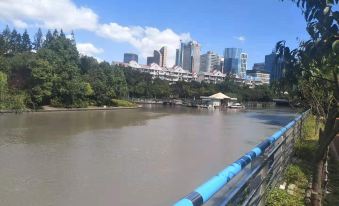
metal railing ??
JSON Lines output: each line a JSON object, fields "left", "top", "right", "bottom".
{"left": 174, "top": 110, "right": 310, "bottom": 206}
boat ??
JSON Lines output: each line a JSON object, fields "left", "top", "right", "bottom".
{"left": 229, "top": 103, "right": 245, "bottom": 109}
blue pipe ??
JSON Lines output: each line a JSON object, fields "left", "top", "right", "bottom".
{"left": 173, "top": 111, "right": 307, "bottom": 206}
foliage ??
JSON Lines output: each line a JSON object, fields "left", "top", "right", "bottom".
{"left": 266, "top": 188, "right": 304, "bottom": 206}
{"left": 275, "top": 0, "right": 338, "bottom": 204}
{"left": 111, "top": 99, "right": 136, "bottom": 107}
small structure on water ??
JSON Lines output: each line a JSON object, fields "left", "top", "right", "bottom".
{"left": 200, "top": 92, "right": 244, "bottom": 109}
{"left": 200, "top": 92, "right": 231, "bottom": 108}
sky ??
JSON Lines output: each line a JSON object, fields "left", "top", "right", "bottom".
{"left": 0, "top": 0, "right": 310, "bottom": 68}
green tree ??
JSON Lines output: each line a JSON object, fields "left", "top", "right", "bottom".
{"left": 9, "top": 29, "right": 21, "bottom": 54}
{"left": 1, "top": 25, "right": 11, "bottom": 54}
{"left": 29, "top": 59, "right": 53, "bottom": 106}
{"left": 21, "top": 30, "right": 32, "bottom": 52}
{"left": 277, "top": 1, "right": 339, "bottom": 205}
{"left": 0, "top": 71, "right": 8, "bottom": 109}
{"left": 33, "top": 28, "right": 43, "bottom": 50}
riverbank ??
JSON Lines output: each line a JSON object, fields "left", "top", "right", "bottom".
{"left": 0, "top": 105, "right": 140, "bottom": 114}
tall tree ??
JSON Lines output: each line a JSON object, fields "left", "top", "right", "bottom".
{"left": 29, "top": 58, "right": 53, "bottom": 106}
{"left": 278, "top": 1, "right": 338, "bottom": 205}
{"left": 21, "top": 30, "right": 32, "bottom": 52}
{"left": 44, "top": 30, "right": 53, "bottom": 47}
{"left": 33, "top": 28, "right": 43, "bottom": 51}
{"left": 2, "top": 25, "right": 11, "bottom": 54}
{"left": 9, "top": 29, "right": 21, "bottom": 54}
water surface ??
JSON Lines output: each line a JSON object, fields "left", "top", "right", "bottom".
{"left": 0, "top": 105, "right": 296, "bottom": 206}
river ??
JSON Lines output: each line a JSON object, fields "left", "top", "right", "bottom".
{"left": 0, "top": 105, "right": 296, "bottom": 206}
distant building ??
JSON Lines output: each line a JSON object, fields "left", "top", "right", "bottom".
{"left": 253, "top": 63, "right": 265, "bottom": 71}
{"left": 240, "top": 53, "right": 248, "bottom": 78}
{"left": 146, "top": 46, "right": 167, "bottom": 67}
{"left": 197, "top": 70, "right": 226, "bottom": 84}
{"left": 246, "top": 69, "right": 270, "bottom": 85}
{"left": 264, "top": 52, "right": 284, "bottom": 82}
{"left": 219, "top": 57, "right": 224, "bottom": 73}
{"left": 123, "top": 53, "right": 138, "bottom": 63}
{"left": 114, "top": 61, "right": 197, "bottom": 83}
{"left": 199, "top": 51, "right": 220, "bottom": 72}
{"left": 147, "top": 57, "right": 154, "bottom": 65}
{"left": 223, "top": 48, "right": 242, "bottom": 75}
{"left": 159, "top": 46, "right": 167, "bottom": 67}
{"left": 175, "top": 41, "right": 201, "bottom": 73}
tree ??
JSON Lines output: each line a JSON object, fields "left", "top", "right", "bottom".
{"left": 277, "top": 1, "right": 338, "bottom": 205}
{"left": 44, "top": 30, "right": 53, "bottom": 47}
{"left": 33, "top": 28, "right": 43, "bottom": 51}
{"left": 38, "top": 30, "right": 86, "bottom": 107}
{"left": 29, "top": 58, "right": 53, "bottom": 106}
{"left": 2, "top": 25, "right": 11, "bottom": 54}
{"left": 21, "top": 30, "right": 32, "bottom": 52}
{"left": 0, "top": 71, "right": 8, "bottom": 109}
{"left": 9, "top": 29, "right": 21, "bottom": 54}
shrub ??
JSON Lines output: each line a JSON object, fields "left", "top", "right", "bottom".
{"left": 111, "top": 99, "right": 136, "bottom": 107}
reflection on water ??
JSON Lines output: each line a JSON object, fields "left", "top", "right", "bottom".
{"left": 0, "top": 105, "right": 296, "bottom": 206}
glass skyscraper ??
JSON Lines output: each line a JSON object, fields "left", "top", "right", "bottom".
{"left": 223, "top": 48, "right": 242, "bottom": 74}
{"left": 123, "top": 53, "right": 138, "bottom": 63}
{"left": 175, "top": 41, "right": 201, "bottom": 73}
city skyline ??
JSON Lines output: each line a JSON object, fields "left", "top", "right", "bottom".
{"left": 0, "top": 0, "right": 309, "bottom": 67}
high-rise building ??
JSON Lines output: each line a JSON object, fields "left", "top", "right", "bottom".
{"left": 240, "top": 53, "right": 248, "bottom": 78}
{"left": 175, "top": 49, "right": 180, "bottom": 66}
{"left": 123, "top": 53, "right": 138, "bottom": 63}
{"left": 253, "top": 63, "right": 265, "bottom": 71}
{"left": 159, "top": 46, "right": 167, "bottom": 67}
{"left": 200, "top": 51, "right": 221, "bottom": 72}
{"left": 223, "top": 48, "right": 242, "bottom": 75}
{"left": 146, "top": 46, "right": 167, "bottom": 67}
{"left": 175, "top": 41, "right": 201, "bottom": 73}
{"left": 219, "top": 57, "right": 224, "bottom": 73}
{"left": 264, "top": 52, "right": 284, "bottom": 82}
{"left": 147, "top": 57, "right": 154, "bottom": 65}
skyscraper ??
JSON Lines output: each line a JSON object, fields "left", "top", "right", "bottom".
{"left": 265, "top": 52, "right": 284, "bottom": 82}
{"left": 240, "top": 53, "right": 248, "bottom": 78}
{"left": 146, "top": 46, "right": 167, "bottom": 67}
{"left": 123, "top": 53, "right": 138, "bottom": 63}
{"left": 159, "top": 46, "right": 167, "bottom": 67}
{"left": 223, "top": 48, "right": 242, "bottom": 75}
{"left": 200, "top": 51, "right": 220, "bottom": 72}
{"left": 175, "top": 41, "right": 201, "bottom": 73}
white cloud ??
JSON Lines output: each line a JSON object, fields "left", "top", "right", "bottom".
{"left": 97, "top": 23, "right": 191, "bottom": 66}
{"left": 0, "top": 0, "right": 192, "bottom": 66}
{"left": 0, "top": 0, "right": 98, "bottom": 31}
{"left": 234, "top": 36, "right": 246, "bottom": 42}
{"left": 77, "top": 43, "right": 103, "bottom": 62}
{"left": 77, "top": 43, "right": 103, "bottom": 56}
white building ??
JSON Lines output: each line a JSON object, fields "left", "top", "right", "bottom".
{"left": 246, "top": 69, "right": 270, "bottom": 85}
{"left": 197, "top": 70, "right": 226, "bottom": 84}
{"left": 114, "top": 61, "right": 197, "bottom": 83}
{"left": 240, "top": 53, "right": 248, "bottom": 78}
{"left": 200, "top": 51, "right": 221, "bottom": 72}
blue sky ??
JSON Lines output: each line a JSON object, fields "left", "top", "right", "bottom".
{"left": 0, "top": 0, "right": 309, "bottom": 68}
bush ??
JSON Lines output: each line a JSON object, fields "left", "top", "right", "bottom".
{"left": 266, "top": 188, "right": 304, "bottom": 206}
{"left": 111, "top": 99, "right": 136, "bottom": 107}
